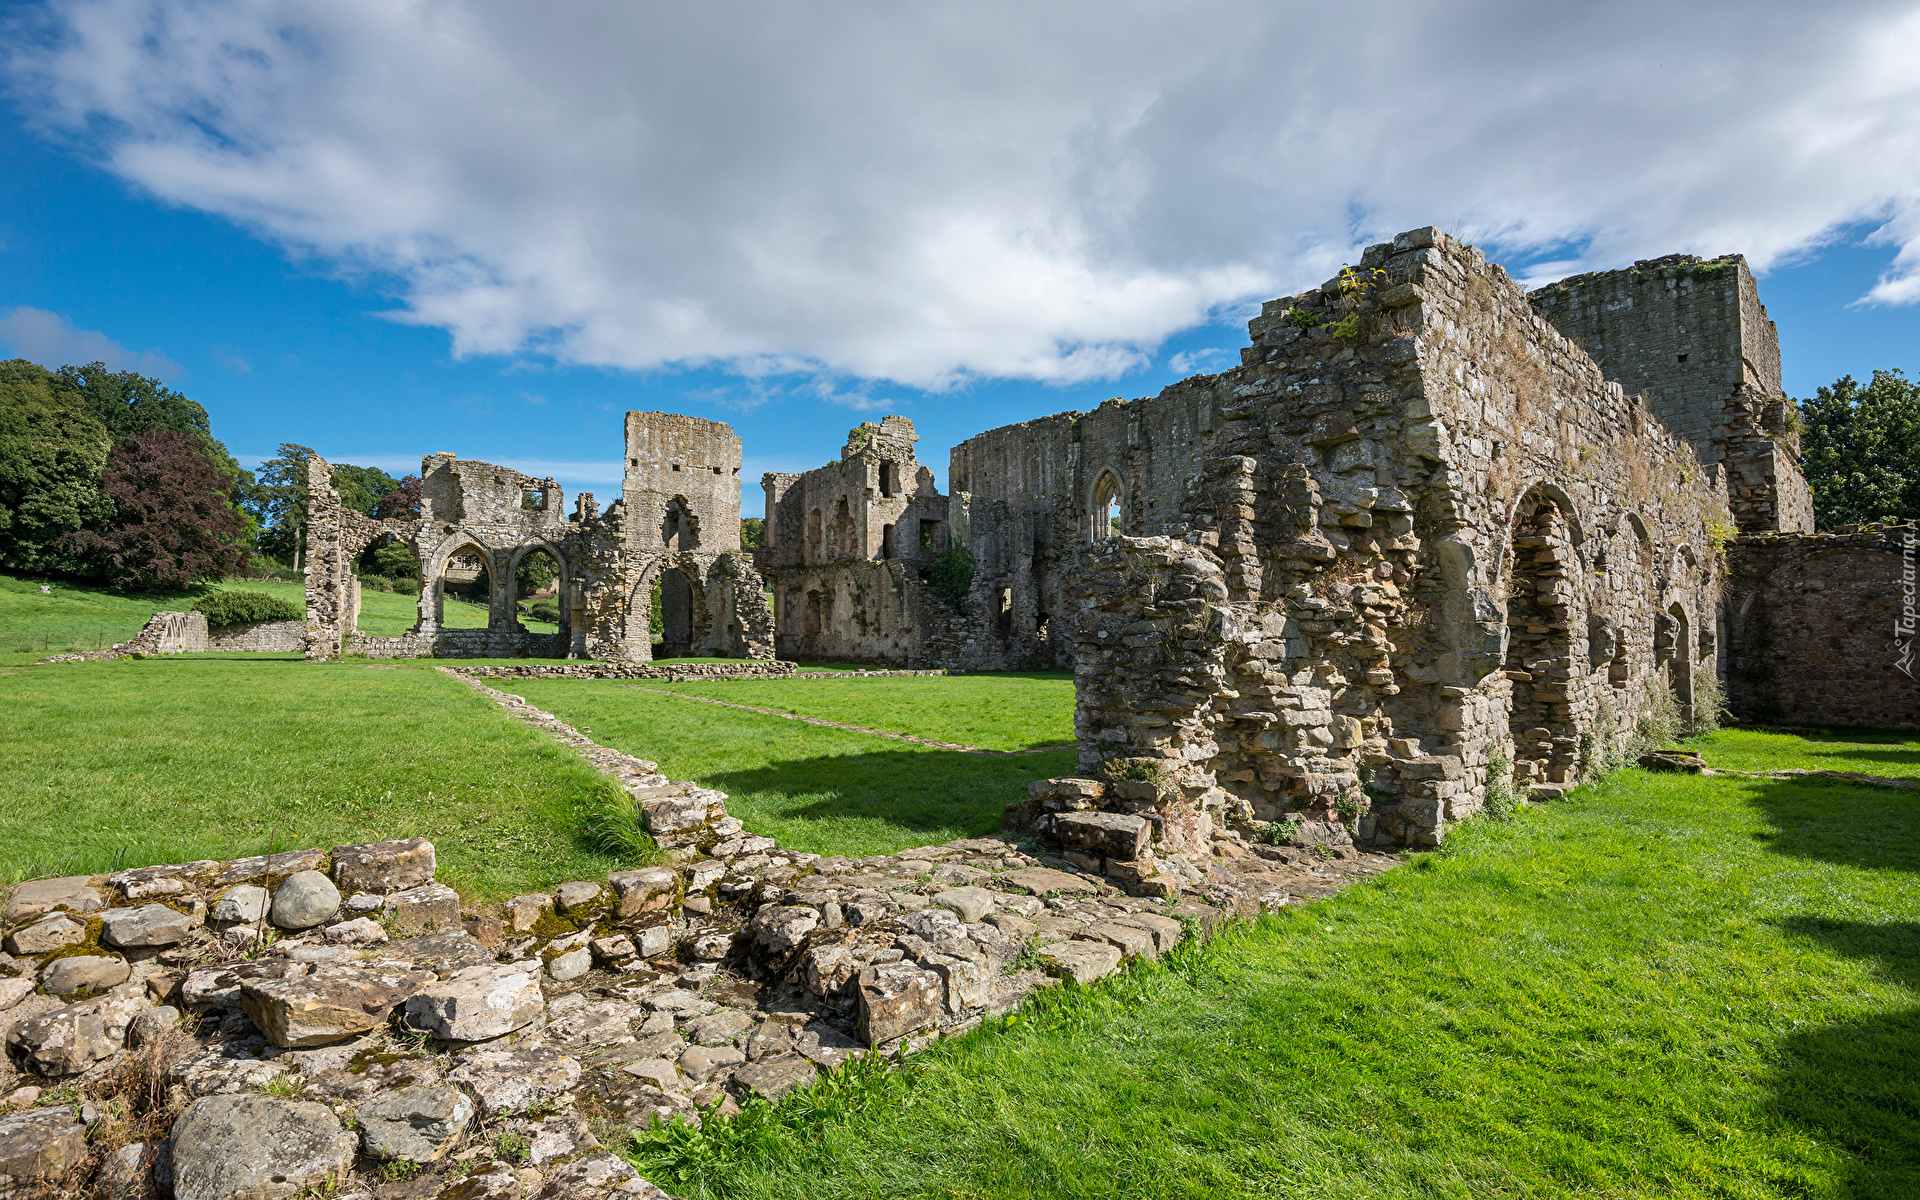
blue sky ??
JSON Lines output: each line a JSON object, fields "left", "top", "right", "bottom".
{"left": 3, "top": 1, "right": 1918, "bottom": 512}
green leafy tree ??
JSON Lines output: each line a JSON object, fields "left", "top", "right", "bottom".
{"left": 0, "top": 359, "right": 115, "bottom": 575}
{"left": 57, "top": 361, "right": 212, "bottom": 443}
{"left": 1799, "top": 370, "right": 1920, "bottom": 528}
{"left": 740, "top": 516, "right": 766, "bottom": 548}
{"left": 330, "top": 463, "right": 400, "bottom": 517}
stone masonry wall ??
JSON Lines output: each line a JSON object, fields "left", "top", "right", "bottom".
{"left": 1529, "top": 255, "right": 1814, "bottom": 534}
{"left": 1726, "top": 523, "right": 1919, "bottom": 729}
{"left": 1063, "top": 227, "right": 1731, "bottom": 851}
{"left": 206, "top": 619, "right": 307, "bottom": 653}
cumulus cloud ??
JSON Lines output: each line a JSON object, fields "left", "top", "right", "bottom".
{"left": 10, "top": 0, "right": 1920, "bottom": 388}
{"left": 0, "top": 306, "right": 183, "bottom": 378}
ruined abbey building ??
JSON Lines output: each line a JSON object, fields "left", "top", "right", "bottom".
{"left": 301, "top": 226, "right": 1914, "bottom": 853}
{"left": 303, "top": 412, "right": 774, "bottom": 664}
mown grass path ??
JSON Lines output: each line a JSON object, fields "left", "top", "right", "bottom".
{"left": 629, "top": 740, "right": 1920, "bottom": 1200}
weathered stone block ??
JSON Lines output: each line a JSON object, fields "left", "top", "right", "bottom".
{"left": 385, "top": 882, "right": 460, "bottom": 936}
{"left": 331, "top": 838, "right": 436, "bottom": 895}
{"left": 1035, "top": 939, "right": 1123, "bottom": 985}
{"left": 855, "top": 963, "right": 941, "bottom": 1046}
{"left": 1053, "top": 812, "right": 1151, "bottom": 860}
{"left": 405, "top": 964, "right": 544, "bottom": 1042}
{"left": 0, "top": 1106, "right": 87, "bottom": 1194}
{"left": 101, "top": 903, "right": 195, "bottom": 949}
{"left": 608, "top": 867, "right": 679, "bottom": 917}
{"left": 4, "top": 877, "right": 102, "bottom": 923}
{"left": 169, "top": 1095, "right": 356, "bottom": 1200}
{"left": 240, "top": 964, "right": 433, "bottom": 1048}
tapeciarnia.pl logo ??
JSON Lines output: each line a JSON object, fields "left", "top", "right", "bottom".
{"left": 1898, "top": 530, "right": 1916, "bottom": 679}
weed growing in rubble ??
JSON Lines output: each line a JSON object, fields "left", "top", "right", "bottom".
{"left": 1482, "top": 754, "right": 1516, "bottom": 821}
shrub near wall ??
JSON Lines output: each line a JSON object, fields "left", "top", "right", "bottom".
{"left": 192, "top": 588, "right": 308, "bottom": 652}
{"left": 193, "top": 589, "right": 303, "bottom": 625}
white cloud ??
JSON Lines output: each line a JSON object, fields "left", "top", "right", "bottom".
{"left": 1168, "top": 347, "right": 1239, "bottom": 376}
{"left": 11, "top": 0, "right": 1920, "bottom": 389}
{"left": 0, "top": 305, "right": 183, "bottom": 378}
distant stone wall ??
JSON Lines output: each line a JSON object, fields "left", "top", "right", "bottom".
{"left": 1530, "top": 255, "right": 1813, "bottom": 534}
{"left": 206, "top": 619, "right": 306, "bottom": 652}
{"left": 456, "top": 660, "right": 796, "bottom": 681}
{"left": 1726, "top": 524, "right": 1918, "bottom": 729}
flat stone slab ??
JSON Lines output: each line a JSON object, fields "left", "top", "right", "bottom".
{"left": 993, "top": 867, "right": 1100, "bottom": 897}
{"left": 240, "top": 963, "right": 435, "bottom": 1048}
{"left": 1035, "top": 939, "right": 1123, "bottom": 985}
{"left": 169, "top": 1095, "right": 356, "bottom": 1200}
{"left": 4, "top": 876, "right": 102, "bottom": 922}
{"left": 403, "top": 964, "right": 544, "bottom": 1042}
{"left": 0, "top": 1107, "right": 87, "bottom": 1191}
{"left": 448, "top": 1042, "right": 580, "bottom": 1114}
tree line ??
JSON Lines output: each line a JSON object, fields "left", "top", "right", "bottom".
{"left": 0, "top": 358, "right": 418, "bottom": 592}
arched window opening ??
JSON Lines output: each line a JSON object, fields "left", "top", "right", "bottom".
{"left": 662, "top": 496, "right": 699, "bottom": 551}
{"left": 1504, "top": 498, "right": 1582, "bottom": 787}
{"left": 1665, "top": 602, "right": 1694, "bottom": 725}
{"left": 829, "top": 498, "right": 855, "bottom": 559}
{"left": 1091, "top": 472, "right": 1124, "bottom": 541}
{"left": 514, "top": 546, "right": 564, "bottom": 632}
{"left": 919, "top": 519, "right": 942, "bottom": 551}
{"left": 995, "top": 587, "right": 1014, "bottom": 637}
{"left": 803, "top": 590, "right": 825, "bottom": 635}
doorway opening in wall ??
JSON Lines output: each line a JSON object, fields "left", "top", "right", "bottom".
{"left": 440, "top": 548, "right": 492, "bottom": 628}
{"left": 920, "top": 519, "right": 942, "bottom": 551}
{"left": 881, "top": 524, "right": 895, "bottom": 559}
{"left": 514, "top": 546, "right": 563, "bottom": 632}
{"left": 1091, "top": 472, "right": 1123, "bottom": 540}
{"left": 1504, "top": 497, "right": 1581, "bottom": 786}
{"left": 804, "top": 590, "right": 825, "bottom": 636}
{"left": 1665, "top": 603, "right": 1694, "bottom": 726}
{"left": 659, "top": 566, "right": 706, "bottom": 656}
{"left": 880, "top": 461, "right": 897, "bottom": 498}
{"left": 356, "top": 534, "right": 420, "bottom": 601}
{"left": 995, "top": 588, "right": 1014, "bottom": 637}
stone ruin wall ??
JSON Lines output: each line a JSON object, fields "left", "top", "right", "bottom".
{"left": 302, "top": 415, "right": 776, "bottom": 665}
{"left": 947, "top": 384, "right": 1220, "bottom": 670}
{"left": 1529, "top": 254, "right": 1814, "bottom": 535}
{"left": 1726, "top": 524, "right": 1918, "bottom": 730}
{"left": 755, "top": 417, "right": 959, "bottom": 666}
{"left": 1061, "top": 227, "right": 1732, "bottom": 852}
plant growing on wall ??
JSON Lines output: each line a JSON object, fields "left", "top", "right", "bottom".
{"left": 929, "top": 543, "right": 973, "bottom": 611}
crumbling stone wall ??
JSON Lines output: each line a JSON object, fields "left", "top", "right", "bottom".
{"left": 949, "top": 387, "right": 1220, "bottom": 668}
{"left": 1530, "top": 255, "right": 1813, "bottom": 534}
{"left": 1064, "top": 227, "right": 1732, "bottom": 850}
{"left": 304, "top": 418, "right": 775, "bottom": 663}
{"left": 757, "top": 418, "right": 955, "bottom": 665}
{"left": 1726, "top": 524, "right": 1918, "bottom": 729}
{"left": 206, "top": 619, "right": 306, "bottom": 652}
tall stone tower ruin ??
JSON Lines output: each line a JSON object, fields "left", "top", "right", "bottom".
{"left": 1530, "top": 255, "right": 1814, "bottom": 533}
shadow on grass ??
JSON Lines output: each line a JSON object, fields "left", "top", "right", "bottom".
{"left": 1746, "top": 777, "right": 1920, "bottom": 875}
{"left": 1800, "top": 747, "right": 1920, "bottom": 768}
{"left": 1769, "top": 917, "right": 1920, "bottom": 1198}
{"left": 703, "top": 745, "right": 1076, "bottom": 841}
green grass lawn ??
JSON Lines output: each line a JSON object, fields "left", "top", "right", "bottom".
{"left": 629, "top": 741, "right": 1920, "bottom": 1200}
{"left": 1696, "top": 727, "right": 1920, "bottom": 778}
{"left": 0, "top": 656, "right": 640, "bottom": 899}
{"left": 512, "top": 678, "right": 1074, "bottom": 856}
{"left": 0, "top": 570, "right": 552, "bottom": 666}
{"left": 645, "top": 671, "right": 1076, "bottom": 751}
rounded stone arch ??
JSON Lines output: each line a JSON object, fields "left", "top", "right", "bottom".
{"left": 1499, "top": 486, "right": 1588, "bottom": 786}
{"left": 661, "top": 496, "right": 701, "bottom": 552}
{"left": 1502, "top": 481, "right": 1587, "bottom": 556}
{"left": 1089, "top": 466, "right": 1127, "bottom": 541}
{"left": 1671, "top": 543, "right": 1698, "bottom": 579}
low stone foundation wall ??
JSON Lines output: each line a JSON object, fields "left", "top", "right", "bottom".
{"left": 347, "top": 628, "right": 571, "bottom": 659}
{"left": 458, "top": 660, "right": 797, "bottom": 681}
{"left": 206, "top": 619, "right": 306, "bottom": 652}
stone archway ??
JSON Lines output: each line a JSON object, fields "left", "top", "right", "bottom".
{"left": 1090, "top": 469, "right": 1124, "bottom": 541}
{"left": 1503, "top": 495, "right": 1584, "bottom": 785}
